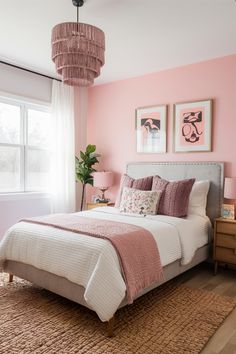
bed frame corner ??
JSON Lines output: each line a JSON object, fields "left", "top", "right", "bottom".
{"left": 107, "top": 315, "right": 115, "bottom": 337}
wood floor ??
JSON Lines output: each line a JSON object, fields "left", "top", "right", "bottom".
{"left": 179, "top": 263, "right": 236, "bottom": 354}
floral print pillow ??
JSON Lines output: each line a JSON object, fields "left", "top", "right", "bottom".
{"left": 119, "top": 187, "right": 161, "bottom": 215}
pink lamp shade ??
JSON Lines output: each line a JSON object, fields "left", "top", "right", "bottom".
{"left": 93, "top": 172, "right": 114, "bottom": 189}
{"left": 224, "top": 177, "right": 236, "bottom": 199}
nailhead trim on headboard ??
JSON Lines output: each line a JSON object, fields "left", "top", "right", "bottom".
{"left": 126, "top": 161, "right": 224, "bottom": 222}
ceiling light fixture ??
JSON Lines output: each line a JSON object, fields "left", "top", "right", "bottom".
{"left": 51, "top": 0, "right": 105, "bottom": 87}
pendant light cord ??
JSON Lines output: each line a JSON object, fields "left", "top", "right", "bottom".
{"left": 76, "top": 5, "right": 79, "bottom": 33}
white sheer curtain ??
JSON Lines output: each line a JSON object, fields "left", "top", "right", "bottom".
{"left": 50, "top": 80, "right": 76, "bottom": 213}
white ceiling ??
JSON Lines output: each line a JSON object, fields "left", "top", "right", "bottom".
{"left": 0, "top": 0, "right": 236, "bottom": 86}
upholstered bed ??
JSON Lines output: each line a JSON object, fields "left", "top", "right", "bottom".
{"left": 0, "top": 161, "right": 224, "bottom": 335}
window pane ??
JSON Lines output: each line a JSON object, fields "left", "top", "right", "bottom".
{"left": 26, "top": 149, "right": 51, "bottom": 191}
{"left": 28, "top": 109, "right": 51, "bottom": 147}
{"left": 0, "top": 146, "right": 21, "bottom": 192}
{"left": 0, "top": 102, "right": 21, "bottom": 144}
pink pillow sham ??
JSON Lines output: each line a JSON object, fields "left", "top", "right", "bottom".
{"left": 115, "top": 174, "right": 153, "bottom": 208}
{"left": 152, "top": 176, "right": 195, "bottom": 217}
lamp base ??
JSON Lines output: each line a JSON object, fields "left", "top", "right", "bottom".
{"left": 98, "top": 188, "right": 109, "bottom": 203}
{"left": 97, "top": 198, "right": 109, "bottom": 204}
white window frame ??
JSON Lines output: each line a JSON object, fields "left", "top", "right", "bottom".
{"left": 0, "top": 93, "right": 51, "bottom": 198}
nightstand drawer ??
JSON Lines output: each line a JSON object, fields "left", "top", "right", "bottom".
{"left": 215, "top": 247, "right": 236, "bottom": 264}
{"left": 216, "top": 222, "right": 236, "bottom": 236}
{"left": 86, "top": 202, "right": 115, "bottom": 210}
{"left": 87, "top": 203, "right": 108, "bottom": 210}
{"left": 214, "top": 218, "right": 236, "bottom": 274}
{"left": 216, "top": 233, "right": 236, "bottom": 249}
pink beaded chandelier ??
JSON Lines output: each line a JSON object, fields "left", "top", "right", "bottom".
{"left": 51, "top": 0, "right": 105, "bottom": 87}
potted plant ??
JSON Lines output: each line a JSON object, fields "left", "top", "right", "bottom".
{"left": 75, "top": 144, "right": 99, "bottom": 211}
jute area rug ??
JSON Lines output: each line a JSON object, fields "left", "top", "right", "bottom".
{"left": 0, "top": 272, "right": 235, "bottom": 354}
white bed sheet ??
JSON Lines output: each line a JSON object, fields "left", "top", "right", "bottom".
{"left": 0, "top": 207, "right": 211, "bottom": 321}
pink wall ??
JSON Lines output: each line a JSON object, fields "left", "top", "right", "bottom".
{"left": 87, "top": 55, "right": 236, "bottom": 202}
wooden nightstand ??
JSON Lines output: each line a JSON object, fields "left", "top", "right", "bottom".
{"left": 86, "top": 202, "right": 115, "bottom": 210}
{"left": 213, "top": 218, "right": 236, "bottom": 275}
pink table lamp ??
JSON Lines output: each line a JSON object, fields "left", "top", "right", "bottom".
{"left": 93, "top": 171, "right": 114, "bottom": 203}
{"left": 223, "top": 177, "right": 236, "bottom": 219}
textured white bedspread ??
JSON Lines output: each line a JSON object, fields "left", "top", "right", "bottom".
{"left": 0, "top": 207, "right": 210, "bottom": 321}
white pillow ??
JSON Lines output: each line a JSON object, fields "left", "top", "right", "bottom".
{"left": 188, "top": 180, "right": 210, "bottom": 216}
{"left": 119, "top": 187, "right": 162, "bottom": 215}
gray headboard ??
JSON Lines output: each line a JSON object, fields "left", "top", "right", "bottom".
{"left": 126, "top": 161, "right": 224, "bottom": 222}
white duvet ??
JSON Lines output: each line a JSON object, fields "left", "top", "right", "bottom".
{"left": 0, "top": 207, "right": 211, "bottom": 321}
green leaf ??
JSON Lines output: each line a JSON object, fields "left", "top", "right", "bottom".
{"left": 89, "top": 157, "right": 99, "bottom": 165}
{"left": 86, "top": 144, "right": 96, "bottom": 154}
{"left": 80, "top": 151, "right": 86, "bottom": 160}
{"left": 75, "top": 144, "right": 98, "bottom": 187}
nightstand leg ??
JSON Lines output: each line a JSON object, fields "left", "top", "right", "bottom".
{"left": 9, "top": 273, "right": 13, "bottom": 282}
{"left": 214, "top": 261, "right": 218, "bottom": 275}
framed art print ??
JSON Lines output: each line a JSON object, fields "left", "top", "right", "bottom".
{"left": 221, "top": 204, "right": 235, "bottom": 220}
{"left": 136, "top": 104, "right": 167, "bottom": 153}
{"left": 174, "top": 99, "right": 212, "bottom": 152}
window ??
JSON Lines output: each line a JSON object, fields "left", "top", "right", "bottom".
{"left": 0, "top": 96, "right": 52, "bottom": 193}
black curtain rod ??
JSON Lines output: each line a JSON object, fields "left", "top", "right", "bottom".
{"left": 0, "top": 60, "right": 61, "bottom": 82}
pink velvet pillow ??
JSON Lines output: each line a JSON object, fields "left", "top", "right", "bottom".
{"left": 152, "top": 176, "right": 195, "bottom": 217}
{"left": 115, "top": 174, "right": 153, "bottom": 208}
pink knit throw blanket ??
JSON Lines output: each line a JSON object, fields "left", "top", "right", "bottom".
{"left": 21, "top": 214, "right": 164, "bottom": 303}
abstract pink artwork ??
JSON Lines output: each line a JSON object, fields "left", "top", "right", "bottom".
{"left": 136, "top": 105, "right": 167, "bottom": 153}
{"left": 174, "top": 100, "right": 212, "bottom": 152}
